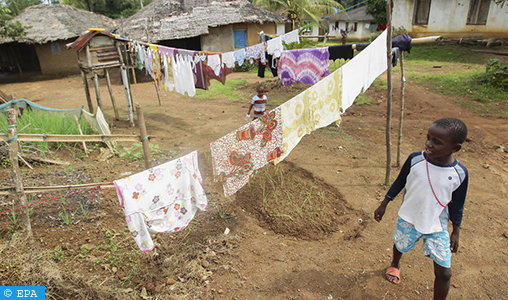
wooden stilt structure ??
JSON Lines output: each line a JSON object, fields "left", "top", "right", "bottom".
{"left": 72, "top": 30, "right": 135, "bottom": 124}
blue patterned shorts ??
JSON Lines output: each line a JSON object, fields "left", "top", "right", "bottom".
{"left": 393, "top": 217, "right": 452, "bottom": 268}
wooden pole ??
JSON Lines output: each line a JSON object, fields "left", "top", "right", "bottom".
{"left": 121, "top": 66, "right": 135, "bottom": 126}
{"left": 74, "top": 115, "right": 88, "bottom": 157}
{"left": 135, "top": 103, "right": 151, "bottom": 169}
{"left": 92, "top": 71, "right": 102, "bottom": 108}
{"left": 7, "top": 109, "right": 34, "bottom": 244}
{"left": 384, "top": 0, "right": 393, "bottom": 186}
{"left": 87, "top": 45, "right": 102, "bottom": 109}
{"left": 81, "top": 70, "right": 93, "bottom": 113}
{"left": 105, "top": 69, "right": 120, "bottom": 120}
{"left": 153, "top": 81, "right": 162, "bottom": 106}
{"left": 396, "top": 52, "right": 406, "bottom": 167}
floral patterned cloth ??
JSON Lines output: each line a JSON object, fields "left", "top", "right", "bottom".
{"left": 210, "top": 107, "right": 283, "bottom": 197}
{"left": 114, "top": 151, "right": 207, "bottom": 252}
{"left": 245, "top": 43, "right": 265, "bottom": 64}
{"left": 275, "top": 68, "right": 343, "bottom": 164}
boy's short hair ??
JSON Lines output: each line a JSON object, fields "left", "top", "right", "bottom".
{"left": 256, "top": 84, "right": 265, "bottom": 91}
{"left": 433, "top": 118, "right": 468, "bottom": 144}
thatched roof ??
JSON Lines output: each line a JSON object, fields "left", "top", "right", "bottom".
{"left": 0, "top": 4, "right": 117, "bottom": 44}
{"left": 331, "top": 6, "right": 375, "bottom": 22}
{"left": 118, "top": 0, "right": 287, "bottom": 43}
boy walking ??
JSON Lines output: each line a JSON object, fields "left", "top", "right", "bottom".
{"left": 247, "top": 84, "right": 267, "bottom": 120}
{"left": 374, "top": 118, "right": 468, "bottom": 300}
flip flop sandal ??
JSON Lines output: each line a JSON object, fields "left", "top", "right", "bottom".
{"left": 385, "top": 267, "right": 401, "bottom": 285}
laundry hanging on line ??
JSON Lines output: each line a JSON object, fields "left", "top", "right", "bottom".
{"left": 278, "top": 47, "right": 330, "bottom": 86}
{"left": 114, "top": 151, "right": 207, "bottom": 252}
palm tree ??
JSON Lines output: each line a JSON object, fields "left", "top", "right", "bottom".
{"left": 253, "top": 0, "right": 344, "bottom": 30}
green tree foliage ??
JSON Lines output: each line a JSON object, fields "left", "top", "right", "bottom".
{"left": 0, "top": 5, "right": 31, "bottom": 39}
{"left": 365, "top": 0, "right": 391, "bottom": 24}
{"left": 2, "top": 0, "right": 42, "bottom": 16}
{"left": 252, "top": 0, "right": 344, "bottom": 30}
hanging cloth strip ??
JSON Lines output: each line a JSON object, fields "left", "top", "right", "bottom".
{"left": 159, "top": 46, "right": 177, "bottom": 91}
{"left": 210, "top": 107, "right": 283, "bottom": 197}
{"left": 341, "top": 30, "right": 387, "bottom": 113}
{"left": 278, "top": 47, "right": 330, "bottom": 86}
{"left": 245, "top": 43, "right": 265, "bottom": 65}
{"left": 266, "top": 36, "right": 283, "bottom": 58}
{"left": 172, "top": 54, "right": 196, "bottom": 97}
{"left": 200, "top": 51, "right": 232, "bottom": 88}
{"left": 282, "top": 29, "right": 300, "bottom": 44}
{"left": 234, "top": 48, "right": 246, "bottom": 66}
{"left": 207, "top": 54, "right": 222, "bottom": 76}
{"left": 222, "top": 51, "right": 236, "bottom": 69}
{"left": 176, "top": 49, "right": 206, "bottom": 90}
{"left": 149, "top": 45, "right": 161, "bottom": 88}
{"left": 328, "top": 45, "right": 354, "bottom": 61}
{"left": 114, "top": 151, "right": 207, "bottom": 252}
{"left": 275, "top": 67, "right": 343, "bottom": 164}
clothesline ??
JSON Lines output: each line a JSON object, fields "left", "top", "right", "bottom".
{"left": 4, "top": 30, "right": 391, "bottom": 252}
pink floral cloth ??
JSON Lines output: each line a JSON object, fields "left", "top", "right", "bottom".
{"left": 210, "top": 107, "right": 283, "bottom": 197}
{"left": 114, "top": 151, "right": 207, "bottom": 252}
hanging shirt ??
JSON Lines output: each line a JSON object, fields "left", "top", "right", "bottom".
{"left": 210, "top": 107, "right": 283, "bottom": 197}
{"left": 392, "top": 34, "right": 412, "bottom": 53}
{"left": 207, "top": 54, "right": 222, "bottom": 76}
{"left": 245, "top": 43, "right": 265, "bottom": 65}
{"left": 114, "top": 151, "right": 208, "bottom": 252}
{"left": 266, "top": 36, "right": 283, "bottom": 58}
{"left": 222, "top": 51, "right": 236, "bottom": 68}
{"left": 278, "top": 47, "right": 330, "bottom": 86}
{"left": 275, "top": 68, "right": 343, "bottom": 164}
{"left": 234, "top": 49, "right": 246, "bottom": 66}
{"left": 282, "top": 29, "right": 299, "bottom": 44}
{"left": 328, "top": 45, "right": 354, "bottom": 61}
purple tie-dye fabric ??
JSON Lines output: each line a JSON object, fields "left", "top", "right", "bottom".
{"left": 278, "top": 48, "right": 330, "bottom": 86}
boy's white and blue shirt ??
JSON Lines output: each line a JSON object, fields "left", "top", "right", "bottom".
{"left": 386, "top": 151, "right": 468, "bottom": 234}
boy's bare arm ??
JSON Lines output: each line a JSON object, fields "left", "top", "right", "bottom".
{"left": 374, "top": 198, "right": 391, "bottom": 222}
{"left": 247, "top": 103, "right": 253, "bottom": 114}
{"left": 450, "top": 223, "right": 460, "bottom": 253}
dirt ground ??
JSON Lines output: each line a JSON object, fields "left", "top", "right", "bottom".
{"left": 1, "top": 58, "right": 508, "bottom": 300}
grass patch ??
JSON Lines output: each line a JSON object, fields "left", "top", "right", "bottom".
{"left": 405, "top": 44, "right": 486, "bottom": 65}
{"left": 0, "top": 110, "right": 93, "bottom": 152}
{"left": 194, "top": 79, "right": 247, "bottom": 102}
{"left": 409, "top": 69, "right": 508, "bottom": 117}
{"left": 355, "top": 93, "right": 372, "bottom": 106}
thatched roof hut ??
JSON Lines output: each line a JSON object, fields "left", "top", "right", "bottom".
{"left": 118, "top": 0, "right": 287, "bottom": 50}
{"left": 0, "top": 4, "right": 117, "bottom": 76}
{"left": 0, "top": 4, "right": 117, "bottom": 44}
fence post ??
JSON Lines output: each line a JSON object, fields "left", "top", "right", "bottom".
{"left": 7, "top": 109, "right": 34, "bottom": 244}
{"left": 135, "top": 104, "right": 151, "bottom": 169}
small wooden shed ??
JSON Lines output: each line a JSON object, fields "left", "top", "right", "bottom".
{"left": 69, "top": 30, "right": 135, "bottom": 126}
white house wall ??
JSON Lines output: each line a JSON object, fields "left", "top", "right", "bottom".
{"left": 328, "top": 21, "right": 375, "bottom": 40}
{"left": 392, "top": 0, "right": 508, "bottom": 38}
